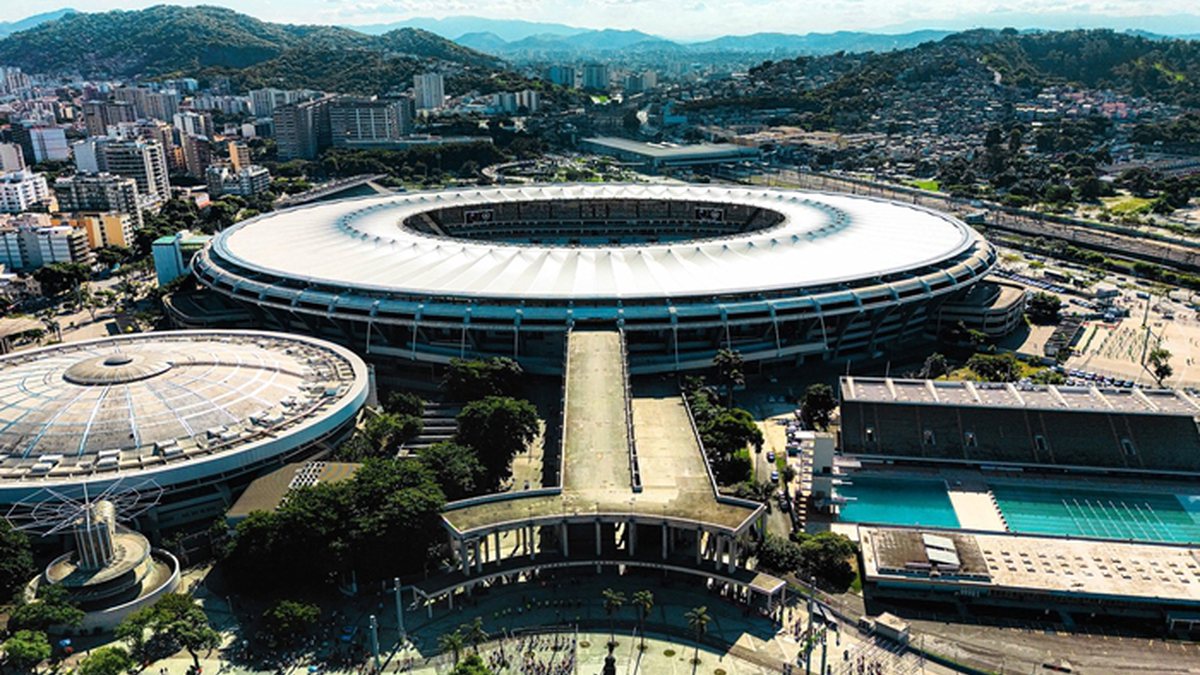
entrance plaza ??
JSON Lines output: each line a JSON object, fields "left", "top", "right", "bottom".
{"left": 419, "top": 331, "right": 784, "bottom": 619}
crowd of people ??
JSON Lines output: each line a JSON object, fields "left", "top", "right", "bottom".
{"left": 483, "top": 632, "right": 577, "bottom": 674}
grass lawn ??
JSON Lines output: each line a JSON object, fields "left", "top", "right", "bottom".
{"left": 1103, "top": 195, "right": 1153, "bottom": 215}
{"left": 908, "top": 179, "right": 941, "bottom": 192}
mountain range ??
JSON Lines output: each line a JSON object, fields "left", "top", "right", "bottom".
{"left": 0, "top": 5, "right": 502, "bottom": 90}
{"left": 0, "top": 8, "right": 75, "bottom": 37}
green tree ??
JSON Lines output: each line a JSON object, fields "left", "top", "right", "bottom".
{"left": 794, "top": 531, "right": 858, "bottom": 592}
{"left": 1148, "top": 347, "right": 1174, "bottom": 387}
{"left": 1026, "top": 292, "right": 1063, "bottom": 325}
{"left": 601, "top": 588, "right": 626, "bottom": 647}
{"left": 713, "top": 348, "right": 745, "bottom": 407}
{"left": 417, "top": 441, "right": 487, "bottom": 500}
{"left": 76, "top": 645, "right": 134, "bottom": 675}
{"left": 443, "top": 357, "right": 524, "bottom": 400}
{"left": 0, "top": 519, "right": 34, "bottom": 600}
{"left": 684, "top": 606, "right": 711, "bottom": 665}
{"left": 449, "top": 653, "right": 494, "bottom": 674}
{"left": 32, "top": 262, "right": 90, "bottom": 298}
{"left": 800, "top": 383, "right": 836, "bottom": 430}
{"left": 1, "top": 630, "right": 50, "bottom": 673}
{"left": 384, "top": 390, "right": 425, "bottom": 417}
{"left": 756, "top": 533, "right": 803, "bottom": 574}
{"left": 455, "top": 396, "right": 539, "bottom": 482}
{"left": 460, "top": 616, "right": 488, "bottom": 654}
{"left": 965, "top": 352, "right": 1021, "bottom": 383}
{"left": 8, "top": 584, "right": 84, "bottom": 632}
{"left": 262, "top": 599, "right": 321, "bottom": 647}
{"left": 631, "top": 590, "right": 654, "bottom": 651}
{"left": 438, "top": 629, "right": 466, "bottom": 665}
{"left": 117, "top": 594, "right": 219, "bottom": 672}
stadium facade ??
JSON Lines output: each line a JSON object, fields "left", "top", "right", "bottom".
{"left": 0, "top": 331, "right": 369, "bottom": 531}
{"left": 190, "top": 184, "right": 998, "bottom": 373}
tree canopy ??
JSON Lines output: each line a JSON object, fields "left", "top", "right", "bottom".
{"left": 443, "top": 357, "right": 525, "bottom": 401}
{"left": 0, "top": 519, "right": 34, "bottom": 600}
{"left": 223, "top": 458, "right": 446, "bottom": 590}
{"left": 800, "top": 383, "right": 836, "bottom": 430}
{"left": 455, "top": 396, "right": 540, "bottom": 482}
{"left": 1, "top": 630, "right": 50, "bottom": 672}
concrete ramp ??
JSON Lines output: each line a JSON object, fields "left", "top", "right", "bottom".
{"left": 562, "top": 331, "right": 631, "bottom": 498}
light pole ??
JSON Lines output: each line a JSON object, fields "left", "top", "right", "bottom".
{"left": 369, "top": 614, "right": 380, "bottom": 672}
{"left": 393, "top": 577, "right": 406, "bottom": 643}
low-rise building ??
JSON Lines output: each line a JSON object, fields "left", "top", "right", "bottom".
{"left": 54, "top": 212, "right": 136, "bottom": 250}
{"left": 205, "top": 165, "right": 271, "bottom": 197}
{"left": 152, "top": 229, "right": 212, "bottom": 286}
{"left": 0, "top": 213, "right": 93, "bottom": 270}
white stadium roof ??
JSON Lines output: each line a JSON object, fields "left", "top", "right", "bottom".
{"left": 212, "top": 184, "right": 982, "bottom": 301}
{"left": 0, "top": 331, "right": 367, "bottom": 492}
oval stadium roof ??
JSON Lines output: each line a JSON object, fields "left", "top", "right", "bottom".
{"left": 211, "top": 184, "right": 983, "bottom": 301}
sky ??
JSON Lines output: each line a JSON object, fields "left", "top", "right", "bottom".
{"left": 4, "top": 0, "right": 1200, "bottom": 40}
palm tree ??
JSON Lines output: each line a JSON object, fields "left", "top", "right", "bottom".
{"left": 632, "top": 590, "right": 654, "bottom": 651}
{"left": 684, "top": 606, "right": 711, "bottom": 665}
{"left": 713, "top": 348, "right": 745, "bottom": 407}
{"left": 438, "top": 629, "right": 466, "bottom": 665}
{"left": 601, "top": 587, "right": 626, "bottom": 648}
{"left": 461, "top": 616, "right": 488, "bottom": 654}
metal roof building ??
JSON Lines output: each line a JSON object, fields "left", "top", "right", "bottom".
{"left": 0, "top": 330, "right": 368, "bottom": 530}
{"left": 191, "top": 184, "right": 997, "bottom": 372}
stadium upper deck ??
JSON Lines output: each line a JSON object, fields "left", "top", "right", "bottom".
{"left": 192, "top": 184, "right": 997, "bottom": 372}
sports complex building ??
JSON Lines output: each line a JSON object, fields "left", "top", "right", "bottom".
{"left": 187, "top": 184, "right": 1000, "bottom": 373}
{"left": 836, "top": 376, "right": 1200, "bottom": 635}
{"left": 0, "top": 331, "right": 369, "bottom": 532}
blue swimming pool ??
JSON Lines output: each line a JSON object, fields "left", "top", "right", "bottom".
{"left": 991, "top": 483, "right": 1200, "bottom": 544}
{"left": 837, "top": 476, "right": 960, "bottom": 528}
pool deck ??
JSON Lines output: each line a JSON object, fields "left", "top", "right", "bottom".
{"left": 946, "top": 489, "right": 1008, "bottom": 532}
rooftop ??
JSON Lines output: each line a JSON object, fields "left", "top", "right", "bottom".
{"left": 210, "top": 184, "right": 982, "bottom": 301}
{"left": 226, "top": 461, "right": 360, "bottom": 520}
{"left": 860, "top": 525, "right": 1200, "bottom": 604}
{"left": 582, "top": 137, "right": 761, "bottom": 160}
{"left": 0, "top": 331, "right": 366, "bottom": 487}
{"left": 841, "top": 376, "right": 1200, "bottom": 417}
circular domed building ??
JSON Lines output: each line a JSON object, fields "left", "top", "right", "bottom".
{"left": 191, "top": 184, "right": 997, "bottom": 373}
{"left": 0, "top": 330, "right": 369, "bottom": 531}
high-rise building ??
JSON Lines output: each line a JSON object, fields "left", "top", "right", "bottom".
{"left": 227, "top": 142, "right": 252, "bottom": 172}
{"left": 274, "top": 96, "right": 335, "bottom": 161}
{"left": 100, "top": 140, "right": 170, "bottom": 206}
{"left": 413, "top": 72, "right": 445, "bottom": 111}
{"left": 329, "top": 97, "right": 414, "bottom": 148}
{"left": 83, "top": 101, "right": 137, "bottom": 137}
{"left": 72, "top": 138, "right": 108, "bottom": 174}
{"left": 173, "top": 111, "right": 213, "bottom": 139}
{"left": 0, "top": 66, "right": 31, "bottom": 95}
{"left": 0, "top": 143, "right": 25, "bottom": 173}
{"left": 624, "top": 71, "right": 658, "bottom": 94}
{"left": 516, "top": 90, "right": 541, "bottom": 113}
{"left": 582, "top": 63, "right": 610, "bottom": 91}
{"left": 27, "top": 128, "right": 70, "bottom": 163}
{"left": 0, "top": 171, "right": 51, "bottom": 213}
{"left": 113, "top": 88, "right": 177, "bottom": 120}
{"left": 545, "top": 65, "right": 577, "bottom": 89}
{"left": 181, "top": 135, "right": 213, "bottom": 177}
{"left": 249, "top": 88, "right": 285, "bottom": 117}
{"left": 53, "top": 173, "right": 143, "bottom": 227}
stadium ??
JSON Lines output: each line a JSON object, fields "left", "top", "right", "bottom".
{"left": 190, "top": 184, "right": 998, "bottom": 373}
{"left": 0, "top": 331, "right": 369, "bottom": 531}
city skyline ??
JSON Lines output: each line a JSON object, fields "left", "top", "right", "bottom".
{"left": 2, "top": 1, "right": 1200, "bottom": 39}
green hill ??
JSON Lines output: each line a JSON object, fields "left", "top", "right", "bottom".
{"left": 0, "top": 5, "right": 501, "bottom": 80}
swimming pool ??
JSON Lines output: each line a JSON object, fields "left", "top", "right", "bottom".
{"left": 991, "top": 483, "right": 1200, "bottom": 544}
{"left": 837, "top": 476, "right": 960, "bottom": 528}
